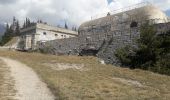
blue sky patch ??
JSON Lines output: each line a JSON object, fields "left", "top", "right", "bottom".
{"left": 166, "top": 10, "right": 170, "bottom": 16}
{"left": 107, "top": 0, "right": 113, "bottom": 4}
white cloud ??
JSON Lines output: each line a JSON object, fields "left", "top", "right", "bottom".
{"left": 0, "top": 0, "right": 169, "bottom": 27}
{"left": 0, "top": 0, "right": 109, "bottom": 26}
{"left": 149, "top": 0, "right": 170, "bottom": 10}
{"left": 108, "top": 0, "right": 170, "bottom": 11}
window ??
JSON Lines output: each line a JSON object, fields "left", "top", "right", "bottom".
{"left": 43, "top": 32, "right": 47, "bottom": 35}
{"left": 55, "top": 34, "right": 58, "bottom": 37}
{"left": 130, "top": 21, "right": 138, "bottom": 28}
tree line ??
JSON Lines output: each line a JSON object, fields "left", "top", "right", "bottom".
{"left": 0, "top": 17, "right": 20, "bottom": 46}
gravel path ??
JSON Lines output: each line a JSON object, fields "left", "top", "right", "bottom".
{"left": 0, "top": 57, "right": 55, "bottom": 100}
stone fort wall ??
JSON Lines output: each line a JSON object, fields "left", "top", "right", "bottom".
{"left": 38, "top": 4, "right": 170, "bottom": 65}
{"left": 38, "top": 21, "right": 170, "bottom": 64}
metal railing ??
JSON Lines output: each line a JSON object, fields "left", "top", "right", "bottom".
{"left": 91, "top": 2, "right": 151, "bottom": 20}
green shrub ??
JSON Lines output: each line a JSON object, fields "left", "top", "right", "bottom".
{"left": 115, "top": 23, "right": 170, "bottom": 75}
{"left": 115, "top": 46, "right": 133, "bottom": 67}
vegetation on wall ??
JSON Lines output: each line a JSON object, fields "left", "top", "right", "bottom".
{"left": 115, "top": 23, "right": 170, "bottom": 75}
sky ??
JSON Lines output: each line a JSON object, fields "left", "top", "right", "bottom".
{"left": 0, "top": 0, "right": 170, "bottom": 27}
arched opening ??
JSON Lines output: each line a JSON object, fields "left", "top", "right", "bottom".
{"left": 79, "top": 48, "right": 99, "bottom": 56}
{"left": 130, "top": 21, "right": 138, "bottom": 28}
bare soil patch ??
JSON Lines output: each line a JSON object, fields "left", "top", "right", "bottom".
{"left": 112, "top": 77, "right": 143, "bottom": 87}
{"left": 44, "top": 62, "right": 86, "bottom": 71}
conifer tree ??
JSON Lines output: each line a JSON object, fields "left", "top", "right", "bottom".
{"left": 15, "top": 20, "right": 20, "bottom": 36}
{"left": 65, "top": 22, "right": 68, "bottom": 29}
{"left": 0, "top": 23, "right": 13, "bottom": 45}
{"left": 23, "top": 21, "right": 26, "bottom": 28}
{"left": 74, "top": 27, "right": 77, "bottom": 31}
{"left": 72, "top": 26, "right": 75, "bottom": 31}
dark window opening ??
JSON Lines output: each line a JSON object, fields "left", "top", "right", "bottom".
{"left": 108, "top": 57, "right": 111, "bottom": 60}
{"left": 43, "top": 32, "right": 47, "bottom": 35}
{"left": 130, "top": 21, "right": 138, "bottom": 28}
{"left": 55, "top": 34, "right": 58, "bottom": 36}
{"left": 79, "top": 49, "right": 99, "bottom": 56}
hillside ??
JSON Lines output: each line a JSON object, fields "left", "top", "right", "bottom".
{"left": 4, "top": 37, "right": 19, "bottom": 47}
{"left": 0, "top": 50, "right": 170, "bottom": 100}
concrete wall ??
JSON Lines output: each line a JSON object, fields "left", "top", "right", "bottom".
{"left": 19, "top": 23, "right": 78, "bottom": 50}
{"left": 38, "top": 37, "right": 80, "bottom": 55}
{"left": 36, "top": 28, "right": 75, "bottom": 42}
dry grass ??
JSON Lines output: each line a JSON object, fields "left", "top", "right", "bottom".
{"left": 0, "top": 50, "right": 170, "bottom": 100}
{"left": 0, "top": 60, "right": 16, "bottom": 100}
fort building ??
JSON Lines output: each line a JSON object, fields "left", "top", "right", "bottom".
{"left": 19, "top": 23, "right": 78, "bottom": 50}
{"left": 31, "top": 3, "right": 170, "bottom": 64}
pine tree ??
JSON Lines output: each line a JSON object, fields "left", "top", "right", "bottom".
{"left": 13, "top": 16, "right": 16, "bottom": 25}
{"left": 40, "top": 20, "right": 42, "bottom": 23}
{"left": 9, "top": 25, "right": 14, "bottom": 36}
{"left": 74, "top": 27, "right": 77, "bottom": 31}
{"left": 72, "top": 26, "right": 75, "bottom": 31}
{"left": 27, "top": 18, "right": 31, "bottom": 26}
{"left": 65, "top": 22, "right": 68, "bottom": 29}
{"left": 15, "top": 20, "right": 20, "bottom": 36}
{"left": 4, "top": 23, "right": 10, "bottom": 36}
{"left": 23, "top": 21, "right": 26, "bottom": 28}
{"left": 72, "top": 26, "right": 77, "bottom": 31}
{"left": 0, "top": 23, "right": 13, "bottom": 46}
{"left": 26, "top": 18, "right": 28, "bottom": 27}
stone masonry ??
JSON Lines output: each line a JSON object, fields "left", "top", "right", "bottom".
{"left": 38, "top": 3, "right": 170, "bottom": 65}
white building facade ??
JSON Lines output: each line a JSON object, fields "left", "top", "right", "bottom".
{"left": 19, "top": 23, "right": 78, "bottom": 50}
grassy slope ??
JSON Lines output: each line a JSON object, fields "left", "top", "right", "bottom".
{"left": 4, "top": 37, "right": 19, "bottom": 47}
{"left": 0, "top": 50, "right": 170, "bottom": 100}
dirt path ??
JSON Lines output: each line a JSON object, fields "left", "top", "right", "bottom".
{"left": 0, "top": 57, "right": 55, "bottom": 100}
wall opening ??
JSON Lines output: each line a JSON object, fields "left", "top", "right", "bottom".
{"left": 79, "top": 49, "right": 99, "bottom": 56}
{"left": 130, "top": 21, "right": 138, "bottom": 28}
{"left": 43, "top": 32, "right": 47, "bottom": 35}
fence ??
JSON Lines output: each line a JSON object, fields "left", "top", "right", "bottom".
{"left": 91, "top": 2, "right": 151, "bottom": 20}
